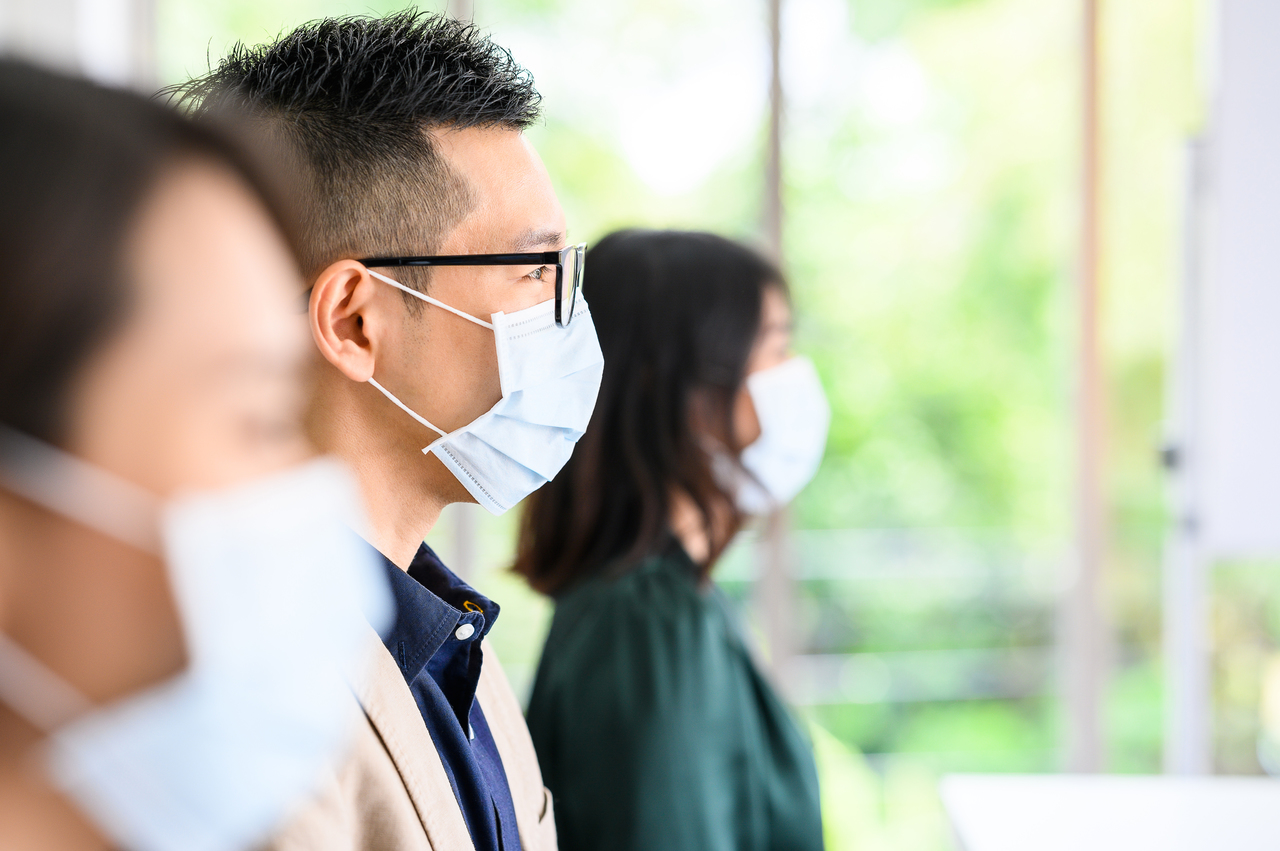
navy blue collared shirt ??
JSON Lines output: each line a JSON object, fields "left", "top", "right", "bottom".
{"left": 375, "top": 542, "right": 522, "bottom": 851}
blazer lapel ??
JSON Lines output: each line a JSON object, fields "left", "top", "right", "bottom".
{"left": 352, "top": 626, "right": 476, "bottom": 851}
{"left": 475, "top": 642, "right": 555, "bottom": 851}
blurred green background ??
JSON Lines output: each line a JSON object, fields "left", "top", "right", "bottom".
{"left": 156, "top": 0, "right": 1280, "bottom": 848}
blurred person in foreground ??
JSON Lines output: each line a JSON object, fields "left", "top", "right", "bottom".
{"left": 517, "top": 230, "right": 831, "bottom": 851}
{"left": 0, "top": 60, "right": 390, "bottom": 851}
{"left": 169, "top": 11, "right": 601, "bottom": 851}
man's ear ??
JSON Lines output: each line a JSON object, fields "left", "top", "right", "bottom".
{"left": 309, "top": 259, "right": 384, "bottom": 383}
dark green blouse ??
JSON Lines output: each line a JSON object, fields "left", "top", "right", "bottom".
{"left": 526, "top": 545, "right": 824, "bottom": 851}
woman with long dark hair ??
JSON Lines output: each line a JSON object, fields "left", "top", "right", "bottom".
{"left": 516, "top": 229, "right": 830, "bottom": 851}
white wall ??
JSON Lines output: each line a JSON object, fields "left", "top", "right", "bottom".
{"left": 0, "top": 0, "right": 153, "bottom": 89}
{"left": 1200, "top": 0, "right": 1280, "bottom": 559}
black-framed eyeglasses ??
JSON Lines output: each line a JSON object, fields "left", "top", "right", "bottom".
{"left": 357, "top": 243, "right": 587, "bottom": 327}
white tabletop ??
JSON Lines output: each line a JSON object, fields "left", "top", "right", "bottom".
{"left": 940, "top": 773, "right": 1280, "bottom": 851}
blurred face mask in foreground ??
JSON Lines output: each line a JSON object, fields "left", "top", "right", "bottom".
{"left": 719, "top": 356, "right": 831, "bottom": 515}
{"left": 366, "top": 270, "right": 605, "bottom": 515}
{"left": 0, "top": 426, "right": 392, "bottom": 851}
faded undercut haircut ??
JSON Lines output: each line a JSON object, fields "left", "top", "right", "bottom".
{"left": 165, "top": 10, "right": 542, "bottom": 290}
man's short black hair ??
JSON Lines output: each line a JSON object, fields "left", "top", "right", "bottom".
{"left": 166, "top": 10, "right": 542, "bottom": 283}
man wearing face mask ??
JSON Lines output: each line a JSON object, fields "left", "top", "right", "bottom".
{"left": 170, "top": 12, "right": 603, "bottom": 851}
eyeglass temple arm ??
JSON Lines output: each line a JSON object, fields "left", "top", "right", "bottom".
{"left": 355, "top": 251, "right": 561, "bottom": 268}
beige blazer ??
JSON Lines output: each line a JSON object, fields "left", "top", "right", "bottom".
{"left": 268, "top": 629, "right": 557, "bottom": 851}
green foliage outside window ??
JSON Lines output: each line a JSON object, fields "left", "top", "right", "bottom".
{"left": 155, "top": 1, "right": 1272, "bottom": 848}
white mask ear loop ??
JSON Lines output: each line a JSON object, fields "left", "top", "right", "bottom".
{"left": 364, "top": 268, "right": 497, "bottom": 453}
{"left": 0, "top": 425, "right": 160, "bottom": 554}
{"left": 366, "top": 378, "right": 448, "bottom": 447}
{"left": 365, "top": 269, "right": 495, "bottom": 331}
{"left": 0, "top": 632, "right": 92, "bottom": 732}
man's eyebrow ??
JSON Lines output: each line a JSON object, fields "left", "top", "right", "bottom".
{"left": 512, "top": 228, "right": 565, "bottom": 252}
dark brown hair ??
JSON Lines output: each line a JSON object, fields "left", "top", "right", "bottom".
{"left": 513, "top": 230, "right": 785, "bottom": 596}
{"left": 0, "top": 59, "right": 298, "bottom": 446}
{"left": 164, "top": 10, "right": 542, "bottom": 295}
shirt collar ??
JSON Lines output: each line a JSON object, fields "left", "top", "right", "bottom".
{"left": 374, "top": 542, "right": 500, "bottom": 681}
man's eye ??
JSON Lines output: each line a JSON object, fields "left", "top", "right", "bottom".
{"left": 527, "top": 266, "right": 551, "bottom": 281}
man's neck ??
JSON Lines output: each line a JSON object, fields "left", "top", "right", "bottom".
{"left": 351, "top": 448, "right": 446, "bottom": 568}
{"left": 308, "top": 375, "right": 465, "bottom": 570}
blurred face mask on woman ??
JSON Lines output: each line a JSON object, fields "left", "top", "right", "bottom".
{"left": 717, "top": 356, "right": 831, "bottom": 515}
{"left": 366, "top": 269, "right": 605, "bottom": 515}
{"left": 0, "top": 425, "right": 392, "bottom": 851}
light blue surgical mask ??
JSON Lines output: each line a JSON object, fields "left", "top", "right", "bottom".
{"left": 366, "top": 270, "right": 605, "bottom": 514}
{"left": 0, "top": 427, "right": 392, "bottom": 851}
{"left": 716, "top": 356, "right": 830, "bottom": 514}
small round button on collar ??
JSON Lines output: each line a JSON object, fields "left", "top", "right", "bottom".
{"left": 455, "top": 623, "right": 476, "bottom": 641}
